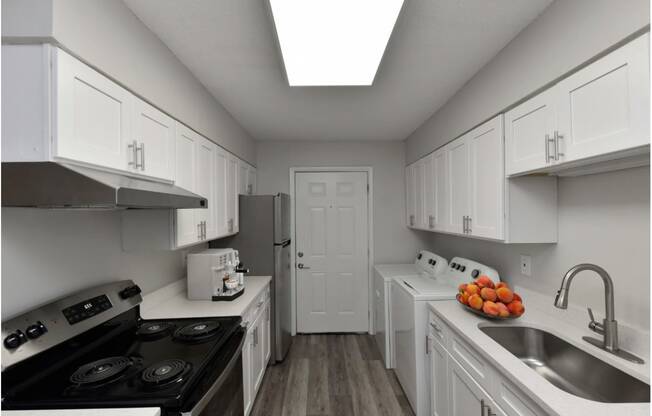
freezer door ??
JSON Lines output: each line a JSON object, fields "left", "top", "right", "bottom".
{"left": 273, "top": 240, "right": 293, "bottom": 362}
{"left": 274, "top": 193, "right": 291, "bottom": 244}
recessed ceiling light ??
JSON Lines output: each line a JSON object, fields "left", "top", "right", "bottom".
{"left": 269, "top": 0, "right": 404, "bottom": 86}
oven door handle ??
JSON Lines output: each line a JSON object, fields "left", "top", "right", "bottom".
{"left": 181, "top": 328, "right": 246, "bottom": 416}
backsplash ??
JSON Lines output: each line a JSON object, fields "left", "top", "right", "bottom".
{"left": 422, "top": 166, "right": 650, "bottom": 332}
{"left": 1, "top": 208, "right": 205, "bottom": 319}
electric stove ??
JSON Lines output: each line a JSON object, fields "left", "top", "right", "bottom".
{"left": 1, "top": 280, "right": 245, "bottom": 416}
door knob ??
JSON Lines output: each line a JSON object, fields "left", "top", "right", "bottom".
{"left": 297, "top": 263, "right": 310, "bottom": 270}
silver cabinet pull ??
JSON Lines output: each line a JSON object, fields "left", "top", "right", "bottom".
{"left": 463, "top": 216, "right": 467, "bottom": 233}
{"left": 555, "top": 130, "right": 564, "bottom": 160}
{"left": 128, "top": 140, "right": 138, "bottom": 168}
{"left": 429, "top": 322, "right": 442, "bottom": 332}
{"left": 409, "top": 214, "right": 415, "bottom": 226}
{"left": 487, "top": 406, "right": 496, "bottom": 416}
{"left": 547, "top": 133, "right": 556, "bottom": 163}
{"left": 480, "top": 399, "right": 486, "bottom": 416}
{"left": 139, "top": 142, "right": 145, "bottom": 170}
{"left": 197, "top": 223, "right": 202, "bottom": 240}
{"left": 468, "top": 216, "right": 472, "bottom": 234}
{"left": 134, "top": 142, "right": 144, "bottom": 170}
{"left": 428, "top": 215, "right": 434, "bottom": 229}
{"left": 228, "top": 218, "right": 233, "bottom": 233}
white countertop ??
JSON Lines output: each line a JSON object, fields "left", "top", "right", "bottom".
{"left": 141, "top": 276, "right": 271, "bottom": 319}
{"left": 428, "top": 287, "right": 650, "bottom": 416}
{"left": 2, "top": 409, "right": 160, "bottom": 416}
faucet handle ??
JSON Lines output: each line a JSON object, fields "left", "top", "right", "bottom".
{"left": 587, "top": 308, "right": 604, "bottom": 334}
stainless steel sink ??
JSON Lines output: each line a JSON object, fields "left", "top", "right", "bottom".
{"left": 479, "top": 325, "right": 650, "bottom": 403}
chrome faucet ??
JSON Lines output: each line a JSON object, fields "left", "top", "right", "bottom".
{"left": 554, "top": 264, "right": 644, "bottom": 364}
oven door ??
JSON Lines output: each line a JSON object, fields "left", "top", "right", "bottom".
{"left": 181, "top": 328, "right": 246, "bottom": 416}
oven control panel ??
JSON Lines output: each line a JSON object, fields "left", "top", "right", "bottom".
{"left": 62, "top": 295, "right": 113, "bottom": 325}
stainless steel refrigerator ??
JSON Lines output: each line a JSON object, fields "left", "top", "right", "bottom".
{"left": 210, "top": 193, "right": 292, "bottom": 363}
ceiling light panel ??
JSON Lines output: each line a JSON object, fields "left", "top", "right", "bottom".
{"left": 270, "top": 0, "right": 403, "bottom": 86}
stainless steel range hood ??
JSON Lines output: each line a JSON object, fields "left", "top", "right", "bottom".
{"left": 2, "top": 162, "right": 207, "bottom": 209}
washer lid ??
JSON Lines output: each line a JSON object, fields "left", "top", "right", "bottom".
{"left": 400, "top": 275, "right": 457, "bottom": 295}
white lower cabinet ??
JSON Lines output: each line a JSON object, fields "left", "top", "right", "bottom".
{"left": 428, "top": 311, "right": 545, "bottom": 416}
{"left": 243, "top": 286, "right": 271, "bottom": 416}
{"left": 448, "top": 358, "right": 506, "bottom": 416}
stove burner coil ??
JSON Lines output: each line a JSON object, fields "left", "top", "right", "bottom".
{"left": 141, "top": 359, "right": 189, "bottom": 386}
{"left": 173, "top": 321, "right": 221, "bottom": 342}
{"left": 137, "top": 322, "right": 174, "bottom": 339}
{"left": 70, "top": 356, "right": 132, "bottom": 385}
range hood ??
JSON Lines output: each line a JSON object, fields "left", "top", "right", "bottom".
{"left": 1, "top": 162, "right": 207, "bottom": 209}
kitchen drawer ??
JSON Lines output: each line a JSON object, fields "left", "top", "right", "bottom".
{"left": 449, "top": 332, "right": 491, "bottom": 391}
{"left": 493, "top": 376, "right": 545, "bottom": 416}
{"left": 243, "top": 285, "right": 270, "bottom": 325}
{"left": 428, "top": 311, "right": 450, "bottom": 347}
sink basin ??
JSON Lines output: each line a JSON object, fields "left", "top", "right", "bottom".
{"left": 479, "top": 325, "right": 650, "bottom": 403}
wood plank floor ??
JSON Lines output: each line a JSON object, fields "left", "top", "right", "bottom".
{"left": 250, "top": 334, "right": 415, "bottom": 416}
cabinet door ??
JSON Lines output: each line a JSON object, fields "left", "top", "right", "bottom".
{"left": 432, "top": 149, "right": 448, "bottom": 232}
{"left": 469, "top": 116, "right": 504, "bottom": 240}
{"left": 505, "top": 89, "right": 556, "bottom": 175}
{"left": 227, "top": 153, "right": 240, "bottom": 234}
{"left": 405, "top": 165, "right": 415, "bottom": 227}
{"left": 557, "top": 33, "right": 650, "bottom": 163}
{"left": 54, "top": 48, "right": 132, "bottom": 171}
{"left": 175, "top": 123, "right": 200, "bottom": 247}
{"left": 423, "top": 154, "right": 436, "bottom": 231}
{"left": 242, "top": 327, "right": 254, "bottom": 416}
{"left": 263, "top": 301, "right": 271, "bottom": 363}
{"left": 133, "top": 98, "right": 175, "bottom": 181}
{"left": 196, "top": 137, "right": 216, "bottom": 240}
{"left": 248, "top": 167, "right": 257, "bottom": 195}
{"left": 239, "top": 161, "right": 249, "bottom": 195}
{"left": 251, "top": 313, "right": 266, "bottom": 394}
{"left": 414, "top": 159, "right": 426, "bottom": 229}
{"left": 448, "top": 358, "right": 505, "bottom": 416}
{"left": 215, "top": 148, "right": 230, "bottom": 238}
{"left": 446, "top": 139, "right": 470, "bottom": 235}
{"left": 428, "top": 336, "right": 448, "bottom": 416}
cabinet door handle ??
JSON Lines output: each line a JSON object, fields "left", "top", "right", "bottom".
{"left": 462, "top": 216, "right": 467, "bottom": 233}
{"left": 409, "top": 215, "right": 414, "bottom": 226}
{"left": 128, "top": 140, "right": 138, "bottom": 168}
{"left": 428, "top": 215, "right": 434, "bottom": 229}
{"left": 487, "top": 407, "right": 496, "bottom": 416}
{"left": 468, "top": 217, "right": 472, "bottom": 234}
{"left": 197, "top": 223, "right": 202, "bottom": 240}
{"left": 139, "top": 142, "right": 145, "bottom": 170}
{"left": 480, "top": 399, "right": 486, "bottom": 416}
{"left": 429, "top": 322, "right": 442, "bottom": 332}
{"left": 547, "top": 133, "right": 556, "bottom": 163}
{"left": 555, "top": 130, "right": 564, "bottom": 160}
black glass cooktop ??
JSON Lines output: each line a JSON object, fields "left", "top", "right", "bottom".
{"left": 2, "top": 308, "right": 241, "bottom": 411}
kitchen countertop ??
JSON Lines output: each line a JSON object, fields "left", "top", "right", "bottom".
{"left": 141, "top": 276, "right": 271, "bottom": 319}
{"left": 428, "top": 287, "right": 650, "bottom": 416}
{"left": 2, "top": 409, "right": 160, "bottom": 416}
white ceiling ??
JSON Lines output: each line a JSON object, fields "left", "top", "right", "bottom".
{"left": 124, "top": 0, "right": 552, "bottom": 141}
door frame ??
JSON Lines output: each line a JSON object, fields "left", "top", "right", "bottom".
{"left": 289, "top": 167, "right": 374, "bottom": 335}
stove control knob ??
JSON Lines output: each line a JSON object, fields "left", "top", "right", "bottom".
{"left": 450, "top": 262, "right": 457, "bottom": 269}
{"left": 460, "top": 266, "right": 466, "bottom": 272}
{"left": 119, "top": 285, "right": 142, "bottom": 300}
{"left": 26, "top": 321, "right": 47, "bottom": 339}
{"left": 471, "top": 269, "right": 480, "bottom": 278}
{"left": 4, "top": 330, "right": 27, "bottom": 349}
{"left": 417, "top": 253, "right": 422, "bottom": 260}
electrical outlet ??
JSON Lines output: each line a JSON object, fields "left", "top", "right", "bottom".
{"left": 520, "top": 255, "right": 532, "bottom": 276}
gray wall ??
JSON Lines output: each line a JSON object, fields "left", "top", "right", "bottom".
{"left": 1, "top": 208, "right": 206, "bottom": 319}
{"left": 256, "top": 140, "right": 428, "bottom": 264}
{"left": 419, "top": 167, "right": 650, "bottom": 331}
{"left": 2, "top": 0, "right": 257, "bottom": 165}
{"left": 405, "top": 0, "right": 650, "bottom": 163}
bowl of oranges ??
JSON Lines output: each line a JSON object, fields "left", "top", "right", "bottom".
{"left": 456, "top": 275, "right": 524, "bottom": 320}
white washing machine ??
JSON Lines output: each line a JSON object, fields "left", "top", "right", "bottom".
{"left": 392, "top": 257, "right": 500, "bottom": 416}
{"left": 373, "top": 251, "right": 448, "bottom": 369}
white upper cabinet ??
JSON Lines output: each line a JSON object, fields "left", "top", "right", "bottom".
{"left": 196, "top": 138, "right": 217, "bottom": 240}
{"left": 405, "top": 165, "right": 415, "bottom": 227}
{"left": 249, "top": 167, "right": 257, "bottom": 195}
{"left": 556, "top": 33, "right": 650, "bottom": 163}
{"left": 506, "top": 33, "right": 650, "bottom": 176}
{"left": 445, "top": 137, "right": 470, "bottom": 235}
{"left": 215, "top": 147, "right": 230, "bottom": 238}
{"left": 238, "top": 161, "right": 258, "bottom": 195}
{"left": 227, "top": 153, "right": 240, "bottom": 235}
{"left": 408, "top": 115, "right": 557, "bottom": 243}
{"left": 55, "top": 48, "right": 133, "bottom": 172}
{"left": 468, "top": 116, "right": 504, "bottom": 240}
{"left": 174, "top": 124, "right": 201, "bottom": 247}
{"left": 505, "top": 89, "right": 556, "bottom": 175}
{"left": 132, "top": 98, "right": 175, "bottom": 181}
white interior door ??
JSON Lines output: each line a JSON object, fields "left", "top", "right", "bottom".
{"left": 295, "top": 171, "right": 369, "bottom": 333}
